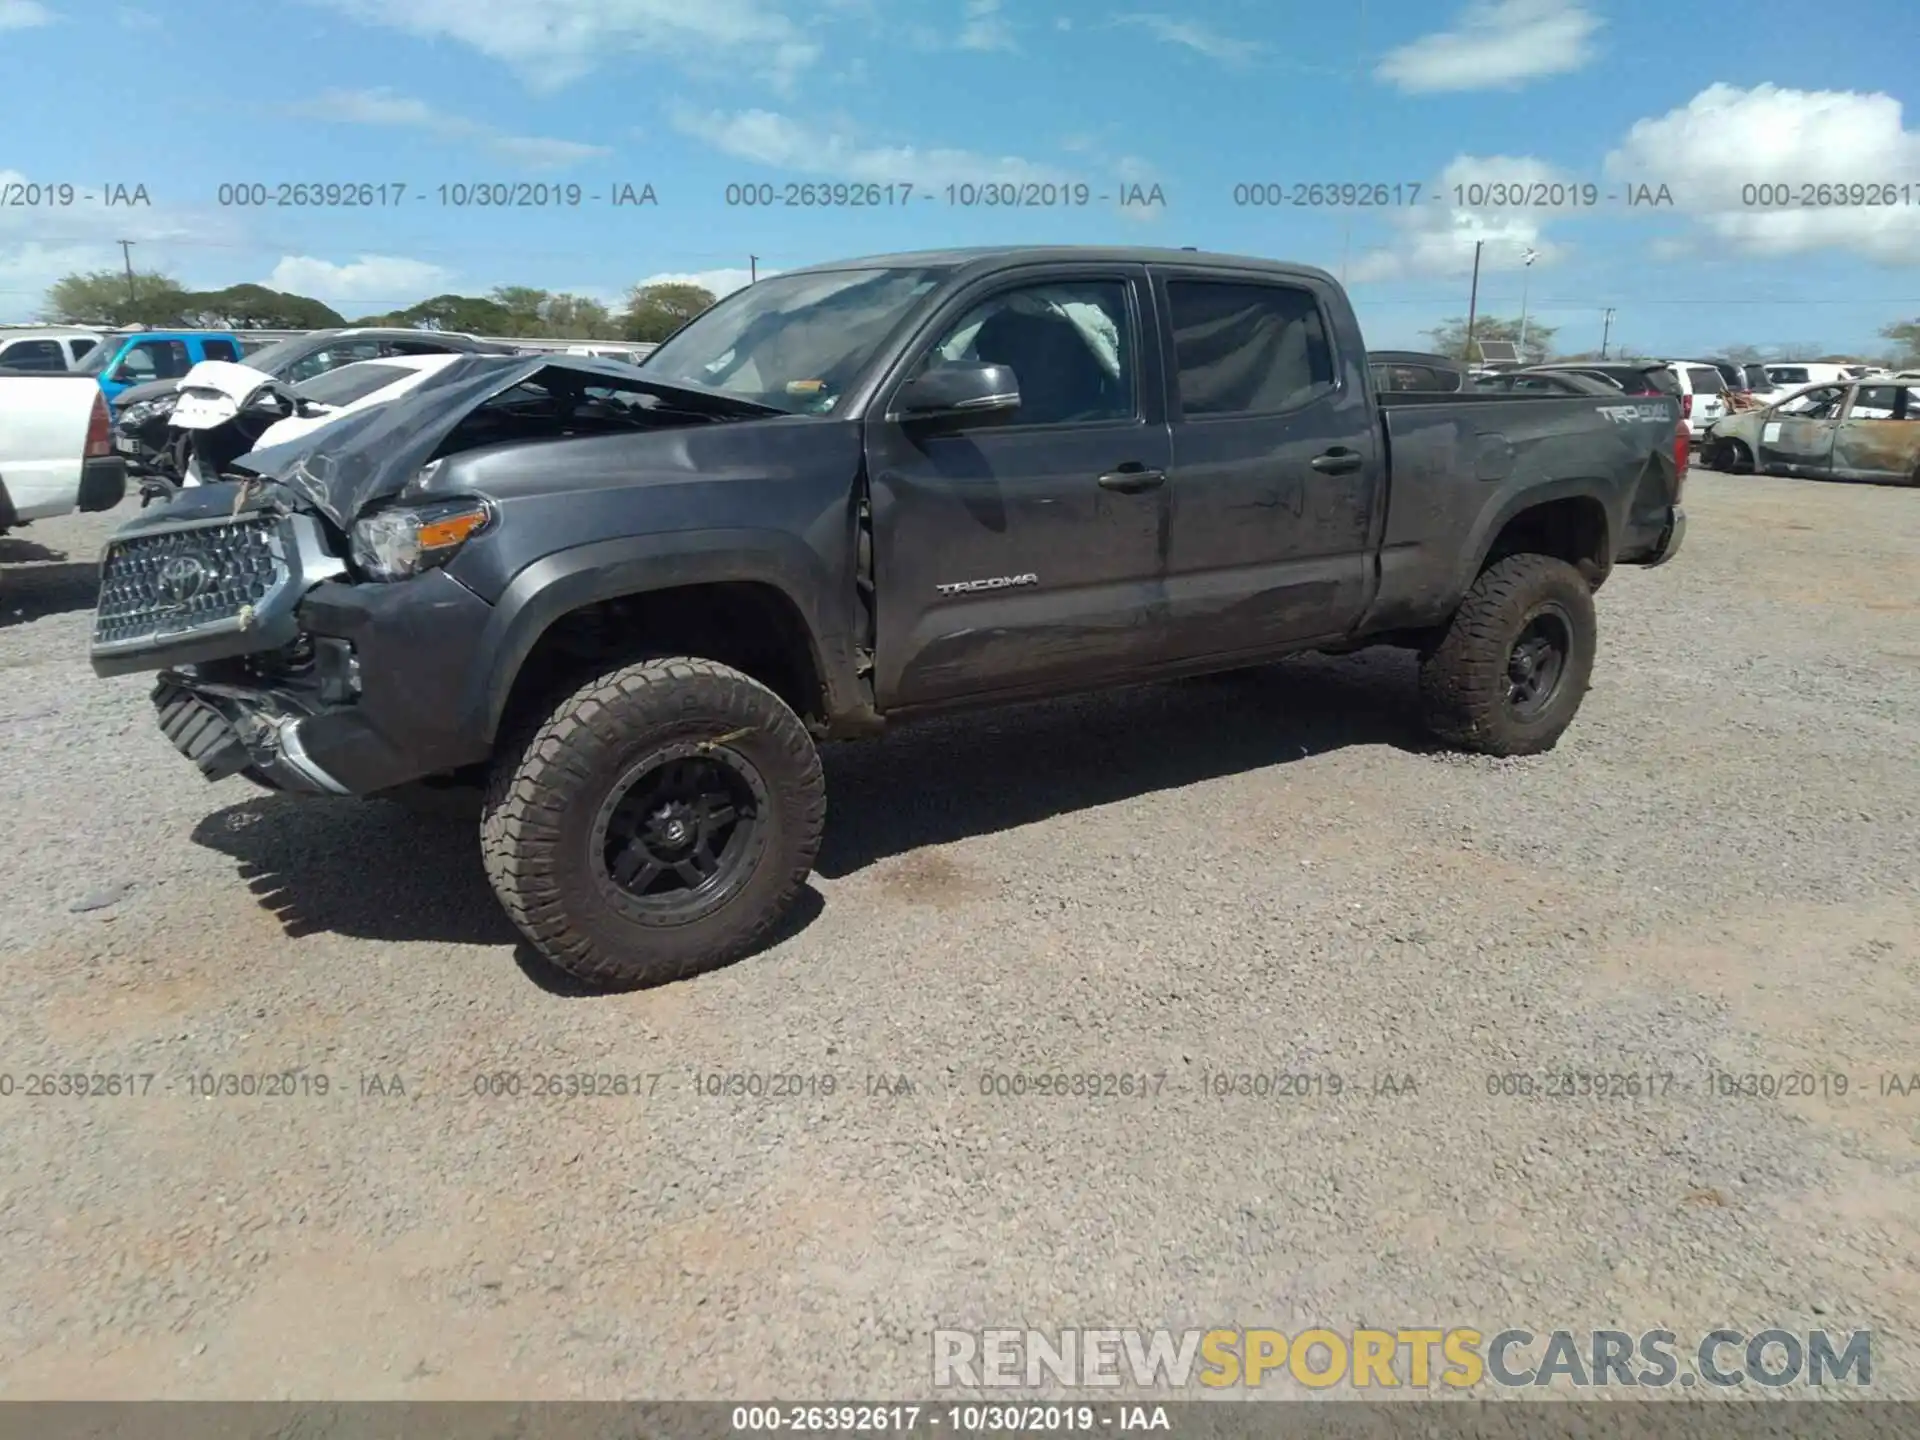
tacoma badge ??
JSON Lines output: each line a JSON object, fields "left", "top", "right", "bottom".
{"left": 935, "top": 573, "right": 1039, "bottom": 596}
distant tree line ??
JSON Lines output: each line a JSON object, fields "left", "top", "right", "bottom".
{"left": 1423, "top": 311, "right": 1920, "bottom": 369}
{"left": 43, "top": 271, "right": 721, "bottom": 343}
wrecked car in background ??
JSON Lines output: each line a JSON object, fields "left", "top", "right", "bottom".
{"left": 1703, "top": 375, "right": 1920, "bottom": 484}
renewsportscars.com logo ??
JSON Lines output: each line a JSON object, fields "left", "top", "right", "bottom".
{"left": 931, "top": 1327, "right": 1872, "bottom": 1391}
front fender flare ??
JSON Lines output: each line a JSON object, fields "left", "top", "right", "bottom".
{"left": 464, "top": 528, "right": 859, "bottom": 744}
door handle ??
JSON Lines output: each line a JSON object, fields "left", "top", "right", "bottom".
{"left": 1310, "top": 448, "right": 1363, "bottom": 474}
{"left": 1097, "top": 465, "right": 1166, "bottom": 493}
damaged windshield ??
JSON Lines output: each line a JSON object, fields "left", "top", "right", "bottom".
{"left": 641, "top": 267, "right": 946, "bottom": 415}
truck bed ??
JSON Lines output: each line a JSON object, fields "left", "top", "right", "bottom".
{"left": 1364, "top": 389, "right": 1683, "bottom": 632}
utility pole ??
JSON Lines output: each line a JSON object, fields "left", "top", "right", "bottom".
{"left": 1463, "top": 240, "right": 1484, "bottom": 364}
{"left": 117, "top": 239, "right": 138, "bottom": 308}
{"left": 1517, "top": 246, "right": 1537, "bottom": 360}
{"left": 1601, "top": 307, "right": 1616, "bottom": 359}
{"left": 749, "top": 254, "right": 758, "bottom": 284}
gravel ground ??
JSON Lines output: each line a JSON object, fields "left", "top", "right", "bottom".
{"left": 0, "top": 472, "right": 1915, "bottom": 1401}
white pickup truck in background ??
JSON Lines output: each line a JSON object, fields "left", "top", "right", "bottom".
{"left": 0, "top": 371, "right": 128, "bottom": 534}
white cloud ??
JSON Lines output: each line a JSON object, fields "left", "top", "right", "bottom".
{"left": 633, "top": 268, "right": 767, "bottom": 301}
{"left": 267, "top": 254, "right": 453, "bottom": 303}
{"left": 1376, "top": 0, "right": 1599, "bottom": 93}
{"left": 1117, "top": 14, "right": 1260, "bottom": 66}
{"left": 0, "top": 169, "right": 247, "bottom": 321}
{"left": 116, "top": 7, "right": 160, "bottom": 29}
{"left": 292, "top": 89, "right": 610, "bottom": 170}
{"left": 314, "top": 0, "right": 820, "bottom": 92}
{"left": 1346, "top": 156, "right": 1574, "bottom": 283}
{"left": 670, "top": 106, "right": 1071, "bottom": 189}
{"left": 1605, "top": 83, "right": 1920, "bottom": 264}
{"left": 0, "top": 0, "right": 51, "bottom": 30}
{"left": 959, "top": 0, "right": 1013, "bottom": 51}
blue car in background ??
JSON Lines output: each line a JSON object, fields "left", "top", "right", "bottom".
{"left": 77, "top": 330, "right": 246, "bottom": 408}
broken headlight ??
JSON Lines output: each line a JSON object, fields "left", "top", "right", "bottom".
{"left": 349, "top": 496, "right": 493, "bottom": 581}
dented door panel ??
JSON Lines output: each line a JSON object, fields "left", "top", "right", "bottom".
{"left": 1830, "top": 384, "right": 1920, "bottom": 483}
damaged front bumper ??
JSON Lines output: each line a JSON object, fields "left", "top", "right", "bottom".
{"left": 93, "top": 486, "right": 501, "bottom": 796}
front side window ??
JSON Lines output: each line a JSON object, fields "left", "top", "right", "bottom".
{"left": 915, "top": 280, "right": 1134, "bottom": 427}
{"left": 1777, "top": 385, "right": 1846, "bottom": 419}
{"left": 116, "top": 339, "right": 191, "bottom": 380}
{"left": 1166, "top": 279, "right": 1335, "bottom": 417}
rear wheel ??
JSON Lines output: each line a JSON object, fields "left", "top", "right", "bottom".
{"left": 480, "top": 657, "right": 825, "bottom": 989}
{"left": 1418, "top": 554, "right": 1597, "bottom": 757}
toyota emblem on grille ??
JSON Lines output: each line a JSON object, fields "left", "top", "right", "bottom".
{"left": 157, "top": 555, "right": 213, "bottom": 608}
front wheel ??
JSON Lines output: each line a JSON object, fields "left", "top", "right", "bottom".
{"left": 1417, "top": 554, "right": 1597, "bottom": 757}
{"left": 480, "top": 658, "right": 825, "bottom": 989}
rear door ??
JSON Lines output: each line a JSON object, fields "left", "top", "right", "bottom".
{"left": 1151, "top": 267, "right": 1380, "bottom": 659}
{"left": 1831, "top": 383, "right": 1920, "bottom": 482}
{"left": 1758, "top": 383, "right": 1848, "bottom": 475}
{"left": 865, "top": 264, "right": 1174, "bottom": 707}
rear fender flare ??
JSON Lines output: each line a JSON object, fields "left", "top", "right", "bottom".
{"left": 1452, "top": 477, "right": 1616, "bottom": 598}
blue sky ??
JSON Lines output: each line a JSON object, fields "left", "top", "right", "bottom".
{"left": 4, "top": 0, "right": 1920, "bottom": 355}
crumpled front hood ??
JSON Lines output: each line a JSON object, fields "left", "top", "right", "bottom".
{"left": 228, "top": 353, "right": 780, "bottom": 531}
{"left": 113, "top": 377, "right": 189, "bottom": 408}
{"left": 168, "top": 360, "right": 284, "bottom": 430}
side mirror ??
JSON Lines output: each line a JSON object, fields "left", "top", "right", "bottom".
{"left": 894, "top": 362, "right": 1021, "bottom": 423}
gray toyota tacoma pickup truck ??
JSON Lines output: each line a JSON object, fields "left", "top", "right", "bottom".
{"left": 89, "top": 246, "right": 1688, "bottom": 988}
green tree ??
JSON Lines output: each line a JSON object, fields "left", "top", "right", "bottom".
{"left": 489, "top": 286, "right": 551, "bottom": 336}
{"left": 179, "top": 283, "right": 346, "bottom": 330}
{"left": 1423, "top": 314, "right": 1558, "bottom": 366}
{"left": 1881, "top": 319, "right": 1920, "bottom": 366}
{"left": 542, "top": 292, "right": 619, "bottom": 339}
{"left": 623, "top": 282, "right": 716, "bottom": 343}
{"left": 356, "top": 293, "right": 516, "bottom": 333}
{"left": 46, "top": 268, "right": 191, "bottom": 326}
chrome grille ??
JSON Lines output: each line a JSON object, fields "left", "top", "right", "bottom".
{"left": 93, "top": 516, "right": 285, "bottom": 648}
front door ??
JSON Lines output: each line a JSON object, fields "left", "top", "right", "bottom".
{"left": 865, "top": 268, "right": 1173, "bottom": 708}
{"left": 1758, "top": 383, "right": 1848, "bottom": 476}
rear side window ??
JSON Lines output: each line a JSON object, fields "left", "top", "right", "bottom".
{"left": 201, "top": 338, "right": 240, "bottom": 363}
{"left": 1850, "top": 386, "right": 1899, "bottom": 420}
{"left": 1686, "top": 366, "right": 1725, "bottom": 393}
{"left": 1637, "top": 368, "right": 1680, "bottom": 395}
{"left": 0, "top": 338, "right": 66, "bottom": 370}
{"left": 1770, "top": 366, "right": 1810, "bottom": 385}
{"left": 294, "top": 361, "right": 414, "bottom": 407}
{"left": 1166, "top": 279, "right": 1335, "bottom": 417}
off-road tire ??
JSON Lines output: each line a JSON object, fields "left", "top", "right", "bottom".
{"left": 480, "top": 657, "right": 825, "bottom": 989}
{"left": 1417, "top": 553, "right": 1597, "bottom": 757}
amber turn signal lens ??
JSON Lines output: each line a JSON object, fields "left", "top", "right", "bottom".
{"left": 416, "top": 508, "right": 489, "bottom": 550}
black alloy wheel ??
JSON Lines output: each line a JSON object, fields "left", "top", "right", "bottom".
{"left": 1505, "top": 607, "right": 1572, "bottom": 721}
{"left": 592, "top": 746, "right": 766, "bottom": 919}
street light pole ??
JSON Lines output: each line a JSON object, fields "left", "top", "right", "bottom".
{"left": 1464, "top": 240, "right": 1484, "bottom": 364}
{"left": 1601, "top": 307, "right": 1616, "bottom": 359}
{"left": 1517, "top": 247, "right": 1537, "bottom": 360}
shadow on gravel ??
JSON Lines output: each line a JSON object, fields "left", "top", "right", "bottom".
{"left": 185, "top": 650, "right": 1429, "bottom": 982}
{"left": 188, "top": 789, "right": 829, "bottom": 992}
{"left": 190, "top": 793, "right": 518, "bottom": 948}
{"left": 814, "top": 649, "right": 1432, "bottom": 878}
{"left": 0, "top": 539, "right": 100, "bottom": 627}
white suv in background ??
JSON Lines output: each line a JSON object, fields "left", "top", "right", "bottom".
{"left": 1665, "top": 360, "right": 1730, "bottom": 440}
{"left": 0, "top": 327, "right": 106, "bottom": 372}
{"left": 1751, "top": 362, "right": 1868, "bottom": 405}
